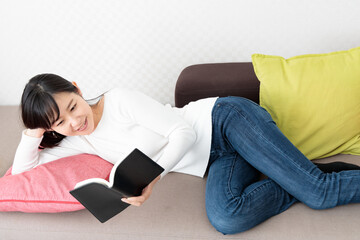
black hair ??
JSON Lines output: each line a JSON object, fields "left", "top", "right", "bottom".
{"left": 21, "top": 73, "right": 79, "bottom": 148}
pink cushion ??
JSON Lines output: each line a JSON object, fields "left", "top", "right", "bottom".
{"left": 0, "top": 154, "right": 113, "bottom": 213}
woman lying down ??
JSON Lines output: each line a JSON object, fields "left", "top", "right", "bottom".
{"left": 13, "top": 73, "right": 360, "bottom": 234}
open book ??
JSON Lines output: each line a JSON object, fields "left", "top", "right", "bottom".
{"left": 69, "top": 148, "right": 164, "bottom": 223}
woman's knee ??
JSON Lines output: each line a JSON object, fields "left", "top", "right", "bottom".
{"left": 206, "top": 207, "right": 254, "bottom": 234}
{"left": 205, "top": 197, "right": 260, "bottom": 234}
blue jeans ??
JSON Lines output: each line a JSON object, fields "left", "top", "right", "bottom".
{"left": 205, "top": 97, "right": 360, "bottom": 234}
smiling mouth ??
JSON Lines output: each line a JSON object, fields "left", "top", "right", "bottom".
{"left": 78, "top": 118, "right": 88, "bottom": 131}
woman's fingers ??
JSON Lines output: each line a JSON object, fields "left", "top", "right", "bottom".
{"left": 121, "top": 175, "right": 160, "bottom": 207}
{"left": 122, "top": 195, "right": 147, "bottom": 206}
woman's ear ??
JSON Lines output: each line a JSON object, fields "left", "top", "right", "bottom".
{"left": 72, "top": 81, "right": 83, "bottom": 96}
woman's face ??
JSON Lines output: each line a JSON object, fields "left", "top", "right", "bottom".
{"left": 50, "top": 92, "right": 95, "bottom": 136}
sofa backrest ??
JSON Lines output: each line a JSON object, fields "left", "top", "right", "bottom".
{"left": 175, "top": 62, "right": 260, "bottom": 108}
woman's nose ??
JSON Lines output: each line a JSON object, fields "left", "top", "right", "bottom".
{"left": 70, "top": 117, "right": 81, "bottom": 129}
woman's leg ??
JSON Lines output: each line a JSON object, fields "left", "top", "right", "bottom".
{"left": 214, "top": 97, "right": 360, "bottom": 210}
{"left": 206, "top": 152, "right": 297, "bottom": 234}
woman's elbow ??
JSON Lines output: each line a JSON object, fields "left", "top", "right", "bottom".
{"left": 184, "top": 127, "right": 197, "bottom": 144}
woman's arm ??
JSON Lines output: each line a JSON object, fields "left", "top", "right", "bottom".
{"left": 12, "top": 129, "right": 45, "bottom": 174}
{"left": 115, "top": 88, "right": 197, "bottom": 178}
{"left": 12, "top": 129, "right": 83, "bottom": 175}
{"left": 110, "top": 88, "right": 196, "bottom": 206}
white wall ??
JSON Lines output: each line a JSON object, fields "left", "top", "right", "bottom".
{"left": 1, "top": 0, "right": 359, "bottom": 105}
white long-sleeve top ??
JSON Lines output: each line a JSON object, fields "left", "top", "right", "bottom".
{"left": 12, "top": 88, "right": 218, "bottom": 178}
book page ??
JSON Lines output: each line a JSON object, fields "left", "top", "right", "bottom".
{"left": 74, "top": 178, "right": 111, "bottom": 189}
{"left": 108, "top": 157, "right": 124, "bottom": 187}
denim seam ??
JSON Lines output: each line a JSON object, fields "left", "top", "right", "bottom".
{"left": 212, "top": 102, "right": 237, "bottom": 158}
{"left": 236, "top": 179, "right": 296, "bottom": 213}
{"left": 241, "top": 179, "right": 274, "bottom": 199}
{"left": 226, "top": 154, "right": 238, "bottom": 199}
{"left": 224, "top": 103, "right": 320, "bottom": 182}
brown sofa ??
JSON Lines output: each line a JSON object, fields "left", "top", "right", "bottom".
{"left": 1, "top": 63, "right": 360, "bottom": 239}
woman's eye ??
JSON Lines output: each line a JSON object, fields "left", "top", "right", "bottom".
{"left": 71, "top": 104, "right": 76, "bottom": 111}
{"left": 57, "top": 120, "right": 63, "bottom": 126}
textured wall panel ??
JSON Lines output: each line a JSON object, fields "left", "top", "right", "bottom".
{"left": 1, "top": 0, "right": 360, "bottom": 105}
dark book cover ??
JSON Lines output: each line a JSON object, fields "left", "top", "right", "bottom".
{"left": 69, "top": 148, "right": 164, "bottom": 223}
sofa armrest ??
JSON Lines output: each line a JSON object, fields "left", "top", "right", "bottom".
{"left": 175, "top": 62, "right": 260, "bottom": 108}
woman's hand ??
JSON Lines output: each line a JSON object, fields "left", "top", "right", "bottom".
{"left": 121, "top": 175, "right": 161, "bottom": 207}
{"left": 25, "top": 128, "right": 46, "bottom": 138}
